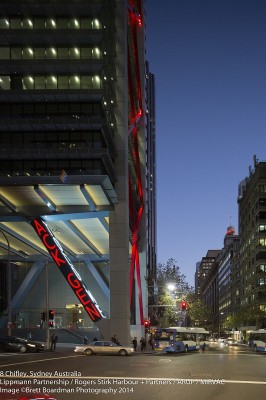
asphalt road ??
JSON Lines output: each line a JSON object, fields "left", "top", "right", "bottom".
{"left": 0, "top": 343, "right": 265, "bottom": 400}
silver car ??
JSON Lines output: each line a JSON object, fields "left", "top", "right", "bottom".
{"left": 74, "top": 341, "right": 134, "bottom": 356}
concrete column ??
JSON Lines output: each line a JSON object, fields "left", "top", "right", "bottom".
{"left": 98, "top": 0, "right": 131, "bottom": 345}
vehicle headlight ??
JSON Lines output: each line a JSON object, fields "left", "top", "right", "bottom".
{"left": 28, "top": 344, "right": 36, "bottom": 347}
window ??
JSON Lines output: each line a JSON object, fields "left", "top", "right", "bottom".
{"left": 46, "top": 19, "right": 57, "bottom": 29}
{"left": 10, "top": 18, "right": 21, "bottom": 29}
{"left": 22, "top": 77, "right": 34, "bottom": 90}
{"left": 69, "top": 18, "right": 80, "bottom": 29}
{"left": 34, "top": 18, "right": 45, "bottom": 29}
{"left": 35, "top": 48, "right": 45, "bottom": 59}
{"left": 46, "top": 48, "right": 57, "bottom": 59}
{"left": 57, "top": 18, "right": 68, "bottom": 29}
{"left": 35, "top": 77, "right": 45, "bottom": 89}
{"left": 0, "top": 76, "right": 10, "bottom": 90}
{"left": 57, "top": 48, "right": 68, "bottom": 59}
{"left": 11, "top": 48, "right": 21, "bottom": 59}
{"left": 23, "top": 48, "right": 34, "bottom": 59}
{"left": 69, "top": 48, "right": 80, "bottom": 59}
{"left": 0, "top": 18, "right": 10, "bottom": 29}
{"left": 80, "top": 18, "right": 92, "bottom": 29}
{"left": 81, "top": 48, "right": 91, "bottom": 59}
{"left": 0, "top": 47, "right": 9, "bottom": 59}
{"left": 69, "top": 76, "right": 80, "bottom": 89}
{"left": 22, "top": 19, "right": 33, "bottom": 29}
{"left": 81, "top": 76, "right": 92, "bottom": 89}
{"left": 259, "top": 238, "right": 266, "bottom": 247}
{"left": 58, "top": 76, "right": 68, "bottom": 89}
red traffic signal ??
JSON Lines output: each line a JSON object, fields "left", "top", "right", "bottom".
{"left": 49, "top": 309, "right": 55, "bottom": 320}
{"left": 181, "top": 301, "right": 187, "bottom": 310}
{"left": 144, "top": 319, "right": 150, "bottom": 333}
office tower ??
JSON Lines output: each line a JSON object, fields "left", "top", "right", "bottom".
{"left": 0, "top": 0, "right": 156, "bottom": 344}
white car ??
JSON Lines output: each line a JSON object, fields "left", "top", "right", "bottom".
{"left": 74, "top": 341, "right": 134, "bottom": 356}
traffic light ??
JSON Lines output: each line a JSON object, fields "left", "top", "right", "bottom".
{"left": 41, "top": 312, "right": 46, "bottom": 321}
{"left": 144, "top": 319, "right": 150, "bottom": 333}
{"left": 181, "top": 301, "right": 187, "bottom": 310}
{"left": 49, "top": 309, "right": 55, "bottom": 327}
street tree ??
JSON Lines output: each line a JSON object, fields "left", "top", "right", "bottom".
{"left": 149, "top": 258, "right": 193, "bottom": 327}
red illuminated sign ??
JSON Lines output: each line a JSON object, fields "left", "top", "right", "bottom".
{"left": 31, "top": 217, "right": 104, "bottom": 322}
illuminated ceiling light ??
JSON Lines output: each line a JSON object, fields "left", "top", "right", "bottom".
{"left": 5, "top": 20, "right": 9, "bottom": 25}
{"left": 104, "top": 101, "right": 107, "bottom": 105}
{"left": 93, "top": 19, "right": 100, "bottom": 28}
{"left": 111, "top": 100, "right": 113, "bottom": 104}
{"left": 74, "top": 19, "right": 79, "bottom": 26}
{"left": 28, "top": 48, "right": 33, "bottom": 54}
{"left": 29, "top": 77, "right": 34, "bottom": 82}
{"left": 28, "top": 19, "right": 33, "bottom": 26}
{"left": 51, "top": 48, "right": 56, "bottom": 54}
{"left": 51, "top": 19, "right": 56, "bottom": 26}
{"left": 74, "top": 76, "right": 80, "bottom": 82}
{"left": 74, "top": 48, "right": 79, "bottom": 54}
{"left": 52, "top": 76, "right": 57, "bottom": 82}
{"left": 94, "top": 75, "right": 100, "bottom": 82}
{"left": 103, "top": 76, "right": 107, "bottom": 80}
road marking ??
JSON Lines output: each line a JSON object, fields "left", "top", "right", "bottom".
{"left": 0, "top": 354, "right": 82, "bottom": 368}
{"left": 104, "top": 370, "right": 126, "bottom": 374}
{"left": 129, "top": 364, "right": 150, "bottom": 367}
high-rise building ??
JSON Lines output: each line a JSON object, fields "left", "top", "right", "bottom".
{"left": 236, "top": 158, "right": 266, "bottom": 329}
{"left": 0, "top": 0, "right": 156, "bottom": 344}
{"left": 218, "top": 226, "right": 239, "bottom": 332}
{"left": 195, "top": 250, "right": 220, "bottom": 298}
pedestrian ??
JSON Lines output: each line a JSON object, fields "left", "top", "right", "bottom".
{"left": 84, "top": 336, "right": 88, "bottom": 345}
{"left": 140, "top": 337, "right": 146, "bottom": 351}
{"left": 132, "top": 337, "right": 137, "bottom": 352}
{"left": 51, "top": 333, "right": 58, "bottom": 351}
{"left": 111, "top": 334, "right": 119, "bottom": 345}
{"left": 149, "top": 337, "right": 154, "bottom": 350}
{"left": 202, "top": 342, "right": 206, "bottom": 352}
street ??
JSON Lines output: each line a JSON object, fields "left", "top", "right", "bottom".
{"left": 0, "top": 343, "right": 265, "bottom": 400}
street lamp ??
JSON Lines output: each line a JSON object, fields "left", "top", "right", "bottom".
{"left": 166, "top": 283, "right": 176, "bottom": 292}
{"left": 0, "top": 228, "right": 12, "bottom": 336}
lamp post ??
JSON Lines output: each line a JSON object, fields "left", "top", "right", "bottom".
{"left": 0, "top": 229, "right": 12, "bottom": 336}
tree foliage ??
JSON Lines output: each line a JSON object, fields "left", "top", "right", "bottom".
{"left": 185, "top": 292, "right": 211, "bottom": 327}
{"left": 149, "top": 258, "right": 193, "bottom": 327}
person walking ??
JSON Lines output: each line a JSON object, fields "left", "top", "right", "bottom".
{"left": 132, "top": 337, "right": 137, "bottom": 352}
{"left": 50, "top": 333, "right": 58, "bottom": 351}
{"left": 202, "top": 342, "right": 206, "bottom": 352}
{"left": 111, "top": 334, "right": 119, "bottom": 345}
{"left": 140, "top": 337, "right": 146, "bottom": 351}
{"left": 149, "top": 337, "right": 155, "bottom": 350}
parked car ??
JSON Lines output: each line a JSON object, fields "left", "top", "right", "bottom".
{"left": 74, "top": 340, "right": 134, "bottom": 356}
{"left": 0, "top": 336, "right": 44, "bottom": 353}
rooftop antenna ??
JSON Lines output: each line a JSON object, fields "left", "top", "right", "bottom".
{"left": 253, "top": 154, "right": 258, "bottom": 168}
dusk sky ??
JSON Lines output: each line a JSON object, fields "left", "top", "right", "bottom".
{"left": 145, "top": 0, "right": 266, "bottom": 286}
